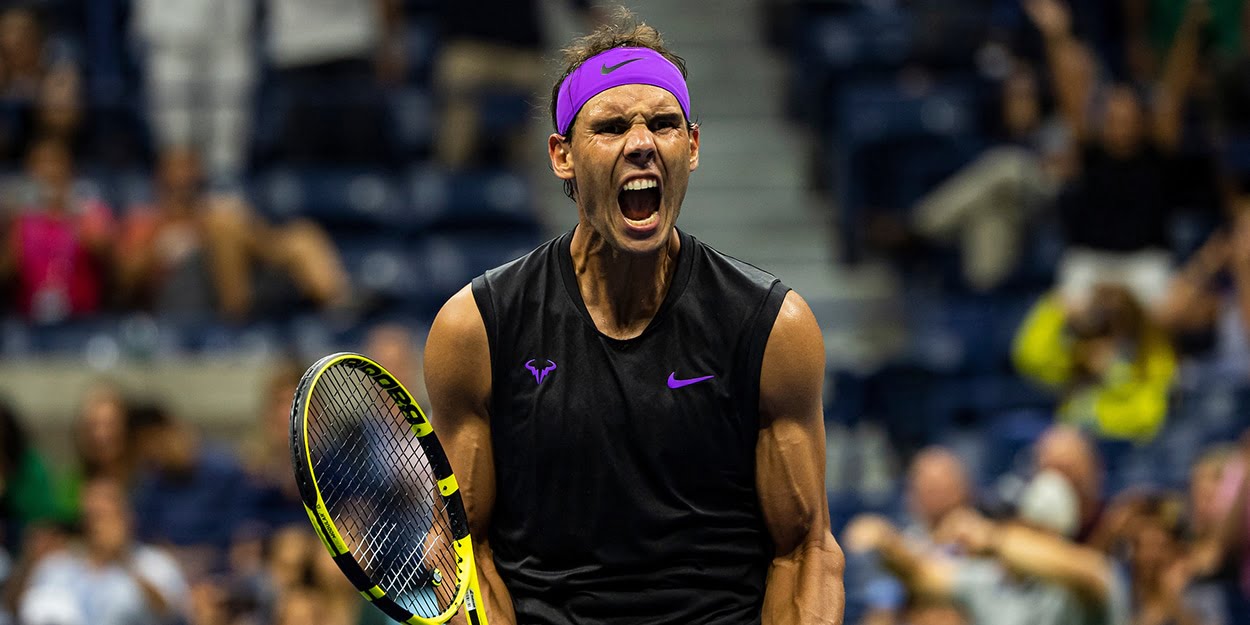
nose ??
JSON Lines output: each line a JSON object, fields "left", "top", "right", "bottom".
{"left": 623, "top": 125, "right": 656, "bottom": 165}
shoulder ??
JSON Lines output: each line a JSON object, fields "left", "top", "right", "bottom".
{"left": 758, "top": 291, "right": 825, "bottom": 420}
{"left": 426, "top": 285, "right": 491, "bottom": 403}
{"left": 429, "top": 285, "right": 488, "bottom": 357}
{"left": 764, "top": 291, "right": 823, "bottom": 364}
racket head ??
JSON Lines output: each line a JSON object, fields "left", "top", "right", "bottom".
{"left": 290, "top": 352, "right": 475, "bottom": 625}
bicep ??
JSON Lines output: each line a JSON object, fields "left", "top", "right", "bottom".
{"left": 424, "top": 284, "right": 495, "bottom": 537}
{"left": 756, "top": 291, "right": 830, "bottom": 555}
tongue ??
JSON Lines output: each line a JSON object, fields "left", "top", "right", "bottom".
{"left": 619, "top": 189, "right": 657, "bottom": 221}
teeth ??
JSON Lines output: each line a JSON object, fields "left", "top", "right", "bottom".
{"left": 624, "top": 211, "right": 659, "bottom": 228}
{"left": 622, "top": 178, "right": 658, "bottom": 191}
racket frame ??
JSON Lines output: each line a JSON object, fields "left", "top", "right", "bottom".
{"left": 290, "top": 352, "right": 488, "bottom": 625}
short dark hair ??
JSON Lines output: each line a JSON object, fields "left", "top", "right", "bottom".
{"left": 549, "top": 8, "right": 691, "bottom": 200}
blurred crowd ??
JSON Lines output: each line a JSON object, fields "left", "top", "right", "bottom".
{"left": 0, "top": 0, "right": 1246, "bottom": 623}
{"left": 0, "top": 0, "right": 604, "bottom": 327}
{"left": 0, "top": 323, "right": 423, "bottom": 625}
{"left": 771, "top": 0, "right": 1250, "bottom": 623}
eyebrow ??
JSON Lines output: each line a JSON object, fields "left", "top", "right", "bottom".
{"left": 650, "top": 112, "right": 684, "bottom": 125}
{"left": 588, "top": 111, "right": 684, "bottom": 129}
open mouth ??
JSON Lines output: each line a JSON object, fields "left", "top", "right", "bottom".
{"left": 618, "top": 177, "right": 661, "bottom": 231}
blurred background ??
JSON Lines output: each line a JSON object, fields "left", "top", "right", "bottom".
{"left": 0, "top": 0, "right": 1244, "bottom": 624}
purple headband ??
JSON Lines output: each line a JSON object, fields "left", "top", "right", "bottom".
{"left": 555, "top": 47, "right": 691, "bottom": 136}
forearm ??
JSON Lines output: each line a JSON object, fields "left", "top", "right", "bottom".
{"left": 127, "top": 567, "right": 172, "bottom": 616}
{"left": 991, "top": 524, "right": 1108, "bottom": 601}
{"left": 762, "top": 534, "right": 845, "bottom": 625}
{"left": 463, "top": 540, "right": 515, "bottom": 625}
{"left": 1234, "top": 263, "right": 1250, "bottom": 341}
{"left": 1041, "top": 31, "right": 1090, "bottom": 135}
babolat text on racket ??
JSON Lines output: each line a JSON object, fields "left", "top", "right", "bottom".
{"left": 290, "top": 352, "right": 488, "bottom": 624}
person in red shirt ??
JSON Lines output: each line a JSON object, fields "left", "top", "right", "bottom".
{"left": 0, "top": 138, "right": 111, "bottom": 322}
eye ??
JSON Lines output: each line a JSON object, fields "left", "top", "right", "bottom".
{"left": 597, "top": 122, "right": 628, "bottom": 135}
{"left": 651, "top": 118, "right": 680, "bottom": 132}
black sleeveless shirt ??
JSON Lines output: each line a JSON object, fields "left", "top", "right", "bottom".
{"left": 470, "top": 227, "right": 790, "bottom": 625}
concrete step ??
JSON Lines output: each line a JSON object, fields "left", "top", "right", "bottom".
{"left": 623, "top": 1, "right": 764, "bottom": 43}
{"left": 692, "top": 153, "right": 805, "bottom": 188}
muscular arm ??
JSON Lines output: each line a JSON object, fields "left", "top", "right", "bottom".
{"left": 425, "top": 285, "right": 516, "bottom": 624}
{"left": 758, "top": 291, "right": 846, "bottom": 625}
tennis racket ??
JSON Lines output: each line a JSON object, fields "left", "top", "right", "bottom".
{"left": 290, "top": 352, "right": 488, "bottom": 625}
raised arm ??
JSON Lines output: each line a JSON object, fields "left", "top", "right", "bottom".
{"left": 1153, "top": 0, "right": 1208, "bottom": 150}
{"left": 1232, "top": 210, "right": 1250, "bottom": 342}
{"left": 938, "top": 509, "right": 1114, "bottom": 605}
{"left": 1024, "top": 0, "right": 1095, "bottom": 140}
{"left": 843, "top": 515, "right": 959, "bottom": 602}
{"left": 424, "top": 285, "right": 516, "bottom": 625}
{"left": 757, "top": 291, "right": 845, "bottom": 625}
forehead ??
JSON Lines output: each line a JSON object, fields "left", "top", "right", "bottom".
{"left": 579, "top": 84, "right": 683, "bottom": 120}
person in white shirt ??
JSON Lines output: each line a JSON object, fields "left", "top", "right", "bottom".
{"left": 18, "top": 478, "right": 188, "bottom": 625}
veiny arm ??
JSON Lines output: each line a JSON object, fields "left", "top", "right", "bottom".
{"left": 425, "top": 284, "right": 516, "bottom": 625}
{"left": 758, "top": 291, "right": 846, "bottom": 625}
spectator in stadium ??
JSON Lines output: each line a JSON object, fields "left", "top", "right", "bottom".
{"left": 363, "top": 322, "right": 424, "bottom": 400}
{"left": 910, "top": 61, "right": 1073, "bottom": 291}
{"left": 846, "top": 469, "right": 1131, "bottom": 625}
{"left": 116, "top": 146, "right": 350, "bottom": 321}
{"left": 1013, "top": 284, "right": 1177, "bottom": 441}
{"left": 1024, "top": 0, "right": 1204, "bottom": 315}
{"left": 0, "top": 6, "right": 83, "bottom": 163}
{"left": 859, "top": 447, "right": 974, "bottom": 625}
{"left": 264, "top": 0, "right": 405, "bottom": 163}
{"left": 129, "top": 401, "right": 250, "bottom": 583}
{"left": 238, "top": 359, "right": 304, "bottom": 537}
{"left": 0, "top": 398, "right": 68, "bottom": 557}
{"left": 435, "top": 0, "right": 604, "bottom": 169}
{"left": 1193, "top": 433, "right": 1250, "bottom": 620}
{"left": 1128, "top": 497, "right": 1219, "bottom": 625}
{"left": 64, "top": 382, "right": 133, "bottom": 497}
{"left": 1036, "top": 426, "right": 1107, "bottom": 542}
{"left": 0, "top": 137, "right": 112, "bottom": 324}
{"left": 132, "top": 0, "right": 256, "bottom": 186}
{"left": 1156, "top": 210, "right": 1250, "bottom": 380}
{"left": 18, "top": 476, "right": 189, "bottom": 625}
{"left": 908, "top": 447, "right": 975, "bottom": 535}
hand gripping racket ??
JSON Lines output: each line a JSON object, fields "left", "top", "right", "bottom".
{"left": 290, "top": 352, "right": 488, "bottom": 624}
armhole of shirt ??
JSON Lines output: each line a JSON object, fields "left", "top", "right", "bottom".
{"left": 743, "top": 280, "right": 791, "bottom": 426}
{"left": 470, "top": 274, "right": 499, "bottom": 412}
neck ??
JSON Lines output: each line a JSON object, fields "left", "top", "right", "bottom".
{"left": 569, "top": 222, "right": 680, "bottom": 340}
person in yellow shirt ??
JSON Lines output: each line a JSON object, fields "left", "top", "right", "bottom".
{"left": 1013, "top": 282, "right": 1176, "bottom": 440}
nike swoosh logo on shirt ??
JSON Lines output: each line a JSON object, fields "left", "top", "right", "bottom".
{"left": 667, "top": 372, "right": 715, "bottom": 389}
{"left": 601, "top": 58, "right": 642, "bottom": 74}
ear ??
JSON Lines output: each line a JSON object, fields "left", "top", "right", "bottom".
{"left": 549, "top": 134, "right": 575, "bottom": 181}
{"left": 688, "top": 123, "right": 700, "bottom": 172}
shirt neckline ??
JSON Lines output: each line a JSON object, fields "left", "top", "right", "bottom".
{"left": 557, "top": 225, "right": 694, "bottom": 346}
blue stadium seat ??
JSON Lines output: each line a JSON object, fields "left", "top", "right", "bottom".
{"left": 417, "top": 232, "right": 543, "bottom": 297}
{"left": 253, "top": 168, "right": 405, "bottom": 230}
{"left": 388, "top": 87, "right": 436, "bottom": 159}
{"left": 832, "top": 80, "right": 983, "bottom": 259}
{"left": 407, "top": 167, "right": 541, "bottom": 233}
{"left": 335, "top": 235, "right": 430, "bottom": 307}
